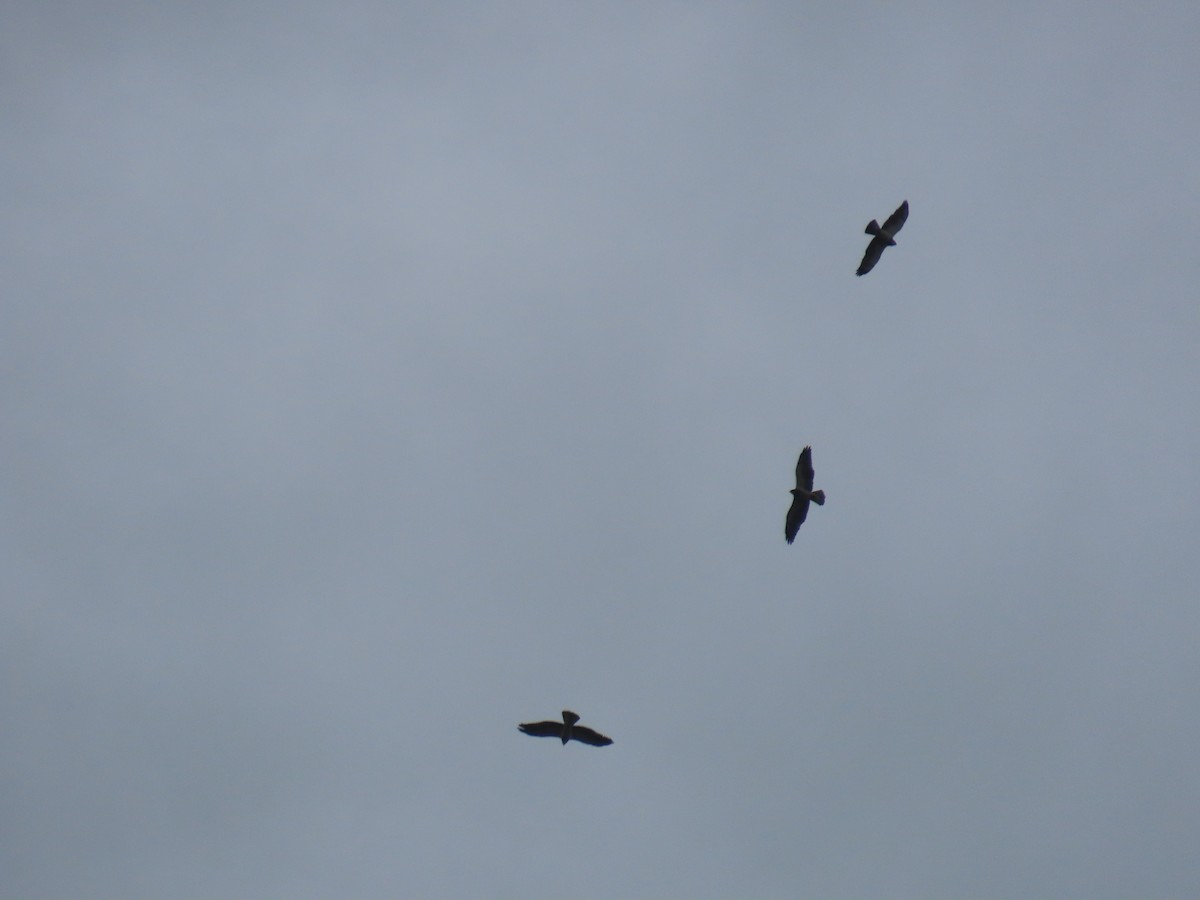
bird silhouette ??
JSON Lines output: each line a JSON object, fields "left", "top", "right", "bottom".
{"left": 856, "top": 200, "right": 908, "bottom": 276}
{"left": 785, "top": 446, "right": 826, "bottom": 543}
{"left": 518, "top": 710, "right": 613, "bottom": 746}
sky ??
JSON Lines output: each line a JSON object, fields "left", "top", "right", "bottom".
{"left": 3, "top": 2, "right": 1199, "bottom": 897}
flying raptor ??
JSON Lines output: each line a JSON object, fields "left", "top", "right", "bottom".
{"left": 856, "top": 200, "right": 908, "bottom": 276}
{"left": 785, "top": 446, "right": 826, "bottom": 544}
{"left": 518, "top": 710, "right": 613, "bottom": 747}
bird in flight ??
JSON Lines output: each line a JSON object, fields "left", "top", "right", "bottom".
{"left": 519, "top": 710, "right": 613, "bottom": 746}
{"left": 856, "top": 200, "right": 908, "bottom": 276}
{"left": 785, "top": 446, "right": 826, "bottom": 543}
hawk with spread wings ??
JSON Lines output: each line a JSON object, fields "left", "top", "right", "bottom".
{"left": 518, "top": 710, "right": 613, "bottom": 747}
{"left": 856, "top": 200, "right": 908, "bottom": 276}
{"left": 785, "top": 446, "right": 826, "bottom": 543}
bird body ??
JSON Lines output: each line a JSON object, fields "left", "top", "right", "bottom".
{"left": 856, "top": 200, "right": 908, "bottom": 275}
{"left": 785, "top": 446, "right": 825, "bottom": 543}
{"left": 519, "top": 710, "right": 613, "bottom": 747}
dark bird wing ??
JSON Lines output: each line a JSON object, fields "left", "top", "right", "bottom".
{"left": 795, "top": 446, "right": 815, "bottom": 491}
{"left": 569, "top": 725, "right": 614, "bottom": 746}
{"left": 882, "top": 200, "right": 908, "bottom": 236}
{"left": 856, "top": 236, "right": 886, "bottom": 276}
{"left": 519, "top": 721, "right": 563, "bottom": 738}
{"left": 785, "top": 494, "right": 810, "bottom": 544}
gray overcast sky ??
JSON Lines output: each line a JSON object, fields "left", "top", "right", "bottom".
{"left": 4, "top": 2, "right": 1199, "bottom": 897}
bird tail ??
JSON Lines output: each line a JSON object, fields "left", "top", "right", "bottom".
{"left": 810, "top": 490, "right": 826, "bottom": 506}
{"left": 562, "top": 710, "right": 580, "bottom": 726}
{"left": 865, "top": 219, "right": 881, "bottom": 236}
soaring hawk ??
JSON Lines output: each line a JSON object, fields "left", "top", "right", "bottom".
{"left": 856, "top": 200, "right": 908, "bottom": 276}
{"left": 785, "top": 446, "right": 826, "bottom": 543}
{"left": 518, "top": 710, "right": 613, "bottom": 746}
